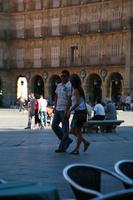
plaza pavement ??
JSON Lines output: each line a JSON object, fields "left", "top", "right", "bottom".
{"left": 0, "top": 109, "right": 133, "bottom": 199}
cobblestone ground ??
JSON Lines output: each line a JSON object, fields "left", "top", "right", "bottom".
{"left": 0, "top": 109, "right": 133, "bottom": 199}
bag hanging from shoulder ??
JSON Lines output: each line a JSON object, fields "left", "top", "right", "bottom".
{"left": 75, "top": 109, "right": 87, "bottom": 122}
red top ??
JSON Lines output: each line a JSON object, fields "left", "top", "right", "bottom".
{"left": 34, "top": 99, "right": 39, "bottom": 110}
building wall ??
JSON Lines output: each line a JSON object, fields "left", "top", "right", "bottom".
{"left": 0, "top": 0, "right": 133, "bottom": 106}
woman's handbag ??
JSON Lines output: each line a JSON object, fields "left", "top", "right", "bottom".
{"left": 75, "top": 109, "right": 87, "bottom": 122}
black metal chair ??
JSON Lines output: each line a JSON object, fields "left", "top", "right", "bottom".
{"left": 114, "top": 160, "right": 133, "bottom": 188}
{"left": 93, "top": 188, "right": 133, "bottom": 200}
{"left": 63, "top": 163, "right": 128, "bottom": 200}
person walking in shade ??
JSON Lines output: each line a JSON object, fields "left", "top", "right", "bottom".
{"left": 25, "top": 92, "right": 35, "bottom": 129}
{"left": 52, "top": 70, "right": 73, "bottom": 153}
{"left": 38, "top": 94, "right": 48, "bottom": 129}
{"left": 67, "top": 74, "right": 90, "bottom": 155}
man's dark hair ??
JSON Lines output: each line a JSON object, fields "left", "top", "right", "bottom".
{"left": 61, "top": 70, "right": 70, "bottom": 77}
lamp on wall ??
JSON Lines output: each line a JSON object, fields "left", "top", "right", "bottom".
{"left": 93, "top": 79, "right": 98, "bottom": 86}
{"left": 21, "top": 80, "right": 24, "bottom": 86}
{"left": 37, "top": 80, "right": 41, "bottom": 87}
{"left": 115, "top": 80, "right": 119, "bottom": 85}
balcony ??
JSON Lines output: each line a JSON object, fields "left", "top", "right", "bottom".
{"left": 9, "top": 59, "right": 17, "bottom": 68}
{"left": 24, "top": 59, "right": 33, "bottom": 68}
{"left": 5, "top": 55, "right": 126, "bottom": 69}
{"left": 25, "top": 29, "right": 34, "bottom": 39}
{"left": 60, "top": 55, "right": 126, "bottom": 67}
{"left": 5, "top": 18, "right": 132, "bottom": 41}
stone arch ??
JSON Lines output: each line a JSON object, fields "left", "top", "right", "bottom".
{"left": 86, "top": 73, "right": 102, "bottom": 104}
{"left": 17, "top": 76, "right": 28, "bottom": 100}
{"left": 106, "top": 72, "right": 123, "bottom": 102}
{"left": 48, "top": 75, "right": 61, "bottom": 105}
{"left": 31, "top": 75, "right": 44, "bottom": 96}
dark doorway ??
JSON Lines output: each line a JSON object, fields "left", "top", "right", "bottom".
{"left": 110, "top": 73, "right": 123, "bottom": 104}
{"left": 33, "top": 75, "right": 44, "bottom": 96}
{"left": 89, "top": 74, "right": 102, "bottom": 103}
{"left": 49, "top": 75, "right": 61, "bottom": 105}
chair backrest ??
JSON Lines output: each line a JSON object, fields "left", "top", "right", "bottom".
{"left": 0, "top": 179, "right": 7, "bottom": 184}
{"left": 63, "top": 163, "right": 126, "bottom": 200}
{"left": 93, "top": 188, "right": 133, "bottom": 200}
{"left": 114, "top": 160, "right": 133, "bottom": 188}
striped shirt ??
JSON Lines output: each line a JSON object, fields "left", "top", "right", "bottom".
{"left": 55, "top": 81, "right": 72, "bottom": 111}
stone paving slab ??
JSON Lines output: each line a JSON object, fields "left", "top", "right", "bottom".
{"left": 0, "top": 109, "right": 133, "bottom": 199}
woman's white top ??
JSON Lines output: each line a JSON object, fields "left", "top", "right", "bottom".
{"left": 71, "top": 95, "right": 86, "bottom": 113}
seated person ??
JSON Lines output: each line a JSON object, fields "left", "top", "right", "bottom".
{"left": 104, "top": 97, "right": 117, "bottom": 132}
{"left": 92, "top": 99, "right": 105, "bottom": 120}
{"left": 105, "top": 97, "right": 117, "bottom": 120}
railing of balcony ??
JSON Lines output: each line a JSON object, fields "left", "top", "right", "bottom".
{"left": 5, "top": 18, "right": 132, "bottom": 41}
{"left": 34, "top": 27, "right": 43, "bottom": 38}
{"left": 25, "top": 29, "right": 34, "bottom": 39}
{"left": 33, "top": 59, "right": 42, "bottom": 67}
{"left": 42, "top": 58, "right": 51, "bottom": 67}
{"left": 24, "top": 59, "right": 33, "bottom": 68}
{"left": 6, "top": 55, "right": 126, "bottom": 69}
{"left": 8, "top": 59, "right": 17, "bottom": 68}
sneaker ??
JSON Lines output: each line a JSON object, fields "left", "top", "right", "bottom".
{"left": 55, "top": 149, "right": 66, "bottom": 153}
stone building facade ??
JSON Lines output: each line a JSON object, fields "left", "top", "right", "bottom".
{"left": 0, "top": 0, "right": 133, "bottom": 107}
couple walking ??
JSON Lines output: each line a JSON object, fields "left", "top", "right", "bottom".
{"left": 52, "top": 70, "right": 90, "bottom": 155}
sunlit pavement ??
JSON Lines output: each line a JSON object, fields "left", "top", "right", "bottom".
{"left": 0, "top": 109, "right": 133, "bottom": 199}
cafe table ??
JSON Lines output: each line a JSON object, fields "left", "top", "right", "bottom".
{"left": 0, "top": 182, "right": 60, "bottom": 200}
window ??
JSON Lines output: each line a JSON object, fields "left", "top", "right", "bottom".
{"left": 53, "top": 0, "right": 60, "bottom": 8}
{"left": 51, "top": 47, "right": 60, "bottom": 67}
{"left": 70, "top": 16, "right": 79, "bottom": 33}
{"left": 112, "top": 10, "right": 121, "bottom": 26}
{"left": 16, "top": 21, "right": 24, "bottom": 38}
{"left": 111, "top": 43, "right": 120, "bottom": 56}
{"left": 51, "top": 18, "right": 59, "bottom": 35}
{"left": 89, "top": 45, "right": 99, "bottom": 57}
{"left": 33, "top": 0, "right": 42, "bottom": 9}
{"left": 71, "top": 46, "right": 79, "bottom": 64}
{"left": 16, "top": 49, "right": 24, "bottom": 68}
{"left": 34, "top": 19, "right": 42, "bottom": 37}
{"left": 33, "top": 48, "right": 42, "bottom": 67}
{"left": 17, "top": 0, "right": 24, "bottom": 11}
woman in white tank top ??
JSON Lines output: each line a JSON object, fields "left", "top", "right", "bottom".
{"left": 67, "top": 74, "right": 90, "bottom": 155}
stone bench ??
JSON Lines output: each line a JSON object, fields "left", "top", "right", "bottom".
{"left": 83, "top": 120, "right": 124, "bottom": 133}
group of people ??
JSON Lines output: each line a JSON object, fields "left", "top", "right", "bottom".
{"left": 24, "top": 70, "right": 118, "bottom": 155}
{"left": 92, "top": 97, "right": 117, "bottom": 121}
{"left": 25, "top": 93, "right": 49, "bottom": 130}
{"left": 114, "top": 93, "right": 133, "bottom": 111}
